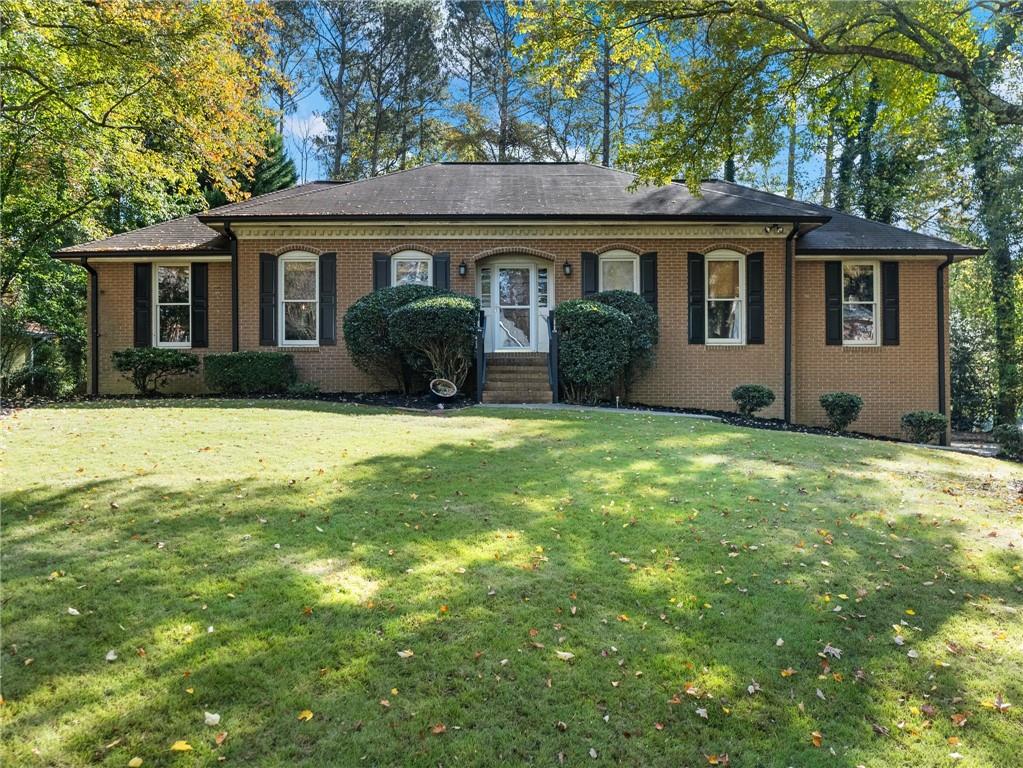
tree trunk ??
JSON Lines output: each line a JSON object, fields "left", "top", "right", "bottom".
{"left": 834, "top": 124, "right": 855, "bottom": 212}
{"left": 723, "top": 155, "right": 735, "bottom": 182}
{"left": 785, "top": 117, "right": 796, "bottom": 198}
{"left": 966, "top": 101, "right": 1020, "bottom": 425}
{"left": 601, "top": 37, "right": 611, "bottom": 167}
{"left": 822, "top": 120, "right": 835, "bottom": 206}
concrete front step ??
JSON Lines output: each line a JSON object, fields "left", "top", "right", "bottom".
{"left": 486, "top": 372, "right": 551, "bottom": 383}
{"left": 486, "top": 353, "right": 549, "bottom": 367}
{"left": 484, "top": 382, "right": 553, "bottom": 395}
{"left": 482, "top": 391, "right": 553, "bottom": 404}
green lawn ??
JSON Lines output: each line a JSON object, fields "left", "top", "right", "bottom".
{"left": 2, "top": 401, "right": 1020, "bottom": 767}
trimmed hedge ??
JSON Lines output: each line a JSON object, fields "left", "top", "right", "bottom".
{"left": 554, "top": 299, "right": 632, "bottom": 404}
{"left": 388, "top": 294, "right": 480, "bottom": 389}
{"left": 900, "top": 411, "right": 948, "bottom": 444}
{"left": 204, "top": 352, "right": 297, "bottom": 394}
{"left": 591, "top": 290, "right": 659, "bottom": 395}
{"left": 819, "top": 392, "right": 863, "bottom": 432}
{"left": 111, "top": 347, "right": 199, "bottom": 395}
{"left": 343, "top": 285, "right": 446, "bottom": 391}
{"left": 731, "top": 384, "right": 775, "bottom": 417}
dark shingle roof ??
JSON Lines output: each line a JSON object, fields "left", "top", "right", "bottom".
{"left": 54, "top": 163, "right": 981, "bottom": 257}
{"left": 56, "top": 215, "right": 228, "bottom": 256}
{"left": 199, "top": 163, "right": 830, "bottom": 221}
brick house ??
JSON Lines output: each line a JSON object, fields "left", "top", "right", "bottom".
{"left": 54, "top": 163, "right": 981, "bottom": 439}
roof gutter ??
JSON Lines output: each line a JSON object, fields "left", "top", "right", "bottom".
{"left": 937, "top": 254, "right": 954, "bottom": 445}
{"left": 196, "top": 213, "right": 833, "bottom": 225}
{"left": 224, "top": 222, "right": 239, "bottom": 352}
{"left": 79, "top": 257, "right": 100, "bottom": 396}
{"left": 784, "top": 224, "right": 799, "bottom": 423}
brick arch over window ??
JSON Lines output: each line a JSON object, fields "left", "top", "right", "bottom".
{"left": 593, "top": 243, "right": 643, "bottom": 256}
{"left": 271, "top": 243, "right": 325, "bottom": 257}
{"left": 692, "top": 242, "right": 756, "bottom": 256}
{"left": 470, "top": 246, "right": 557, "bottom": 263}
{"left": 384, "top": 243, "right": 436, "bottom": 256}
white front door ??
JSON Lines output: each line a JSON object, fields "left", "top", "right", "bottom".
{"left": 479, "top": 262, "right": 552, "bottom": 354}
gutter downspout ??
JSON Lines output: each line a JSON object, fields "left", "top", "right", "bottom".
{"left": 937, "top": 254, "right": 954, "bottom": 446}
{"left": 784, "top": 224, "right": 799, "bottom": 423}
{"left": 225, "top": 223, "right": 239, "bottom": 352}
{"left": 80, "top": 257, "right": 100, "bottom": 396}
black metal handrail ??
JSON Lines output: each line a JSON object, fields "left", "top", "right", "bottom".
{"left": 475, "top": 310, "right": 487, "bottom": 402}
{"left": 546, "top": 313, "right": 559, "bottom": 404}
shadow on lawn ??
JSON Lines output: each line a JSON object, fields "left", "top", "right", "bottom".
{"left": 2, "top": 403, "right": 1019, "bottom": 766}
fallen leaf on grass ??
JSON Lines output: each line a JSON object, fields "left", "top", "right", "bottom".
{"left": 431, "top": 723, "right": 446, "bottom": 735}
{"left": 105, "top": 649, "right": 118, "bottom": 662}
{"left": 780, "top": 667, "right": 797, "bottom": 677}
{"left": 170, "top": 741, "right": 192, "bottom": 751}
{"left": 555, "top": 650, "right": 575, "bottom": 661}
{"left": 706, "top": 754, "right": 730, "bottom": 765}
{"left": 204, "top": 711, "right": 220, "bottom": 726}
{"left": 128, "top": 758, "right": 143, "bottom": 767}
{"left": 214, "top": 731, "right": 228, "bottom": 746}
{"left": 297, "top": 710, "right": 314, "bottom": 721}
{"left": 397, "top": 649, "right": 414, "bottom": 659}
{"left": 67, "top": 607, "right": 80, "bottom": 616}
{"left": 982, "top": 694, "right": 1011, "bottom": 713}
{"left": 811, "top": 731, "right": 823, "bottom": 747}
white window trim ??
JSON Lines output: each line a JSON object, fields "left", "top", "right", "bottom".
{"left": 278, "top": 251, "right": 319, "bottom": 347}
{"left": 597, "top": 251, "right": 640, "bottom": 293}
{"left": 841, "top": 260, "right": 880, "bottom": 347}
{"left": 705, "top": 250, "right": 745, "bottom": 346}
{"left": 152, "top": 263, "right": 191, "bottom": 348}
{"left": 391, "top": 250, "right": 432, "bottom": 286}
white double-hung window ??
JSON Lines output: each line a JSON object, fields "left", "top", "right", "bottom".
{"left": 705, "top": 252, "right": 744, "bottom": 344}
{"left": 598, "top": 251, "right": 639, "bottom": 293}
{"left": 279, "top": 252, "right": 319, "bottom": 345}
{"left": 842, "top": 261, "right": 879, "bottom": 345}
{"left": 392, "top": 251, "right": 432, "bottom": 286}
{"left": 154, "top": 264, "right": 191, "bottom": 347}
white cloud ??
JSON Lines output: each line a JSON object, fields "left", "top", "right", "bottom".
{"left": 284, "top": 113, "right": 328, "bottom": 141}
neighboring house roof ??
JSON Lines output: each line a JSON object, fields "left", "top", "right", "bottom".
{"left": 53, "top": 163, "right": 982, "bottom": 258}
{"left": 55, "top": 215, "right": 230, "bottom": 256}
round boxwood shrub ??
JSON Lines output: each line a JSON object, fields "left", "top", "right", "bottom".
{"left": 992, "top": 424, "right": 1023, "bottom": 460}
{"left": 819, "top": 392, "right": 863, "bottom": 432}
{"left": 204, "top": 352, "right": 298, "bottom": 395}
{"left": 901, "top": 411, "right": 948, "bottom": 444}
{"left": 731, "top": 384, "right": 775, "bottom": 417}
{"left": 111, "top": 347, "right": 199, "bottom": 395}
{"left": 388, "top": 294, "right": 480, "bottom": 389}
{"left": 554, "top": 299, "right": 632, "bottom": 404}
{"left": 343, "top": 284, "right": 446, "bottom": 391}
{"left": 591, "top": 290, "right": 659, "bottom": 395}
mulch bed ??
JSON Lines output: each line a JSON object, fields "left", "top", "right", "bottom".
{"left": 1, "top": 390, "right": 476, "bottom": 415}
{"left": 602, "top": 401, "right": 892, "bottom": 441}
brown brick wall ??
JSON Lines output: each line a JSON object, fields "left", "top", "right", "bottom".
{"left": 89, "top": 261, "right": 232, "bottom": 395}
{"left": 85, "top": 238, "right": 951, "bottom": 439}
{"left": 793, "top": 259, "right": 949, "bottom": 438}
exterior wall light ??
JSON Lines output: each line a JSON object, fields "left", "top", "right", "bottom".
{"left": 563, "top": 261, "right": 572, "bottom": 276}
{"left": 458, "top": 261, "right": 468, "bottom": 277}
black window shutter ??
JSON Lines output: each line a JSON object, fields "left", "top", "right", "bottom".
{"left": 373, "top": 253, "right": 390, "bottom": 291}
{"left": 746, "top": 251, "right": 765, "bottom": 344}
{"left": 640, "top": 252, "right": 657, "bottom": 308}
{"left": 687, "top": 252, "right": 705, "bottom": 344}
{"left": 881, "top": 261, "right": 900, "bottom": 346}
{"left": 259, "top": 252, "right": 277, "bottom": 346}
{"left": 581, "top": 252, "right": 598, "bottom": 297}
{"left": 433, "top": 252, "right": 450, "bottom": 290}
{"left": 191, "top": 262, "right": 208, "bottom": 348}
{"left": 319, "top": 252, "right": 337, "bottom": 346}
{"left": 825, "top": 261, "right": 842, "bottom": 346}
{"left": 133, "top": 263, "right": 152, "bottom": 347}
